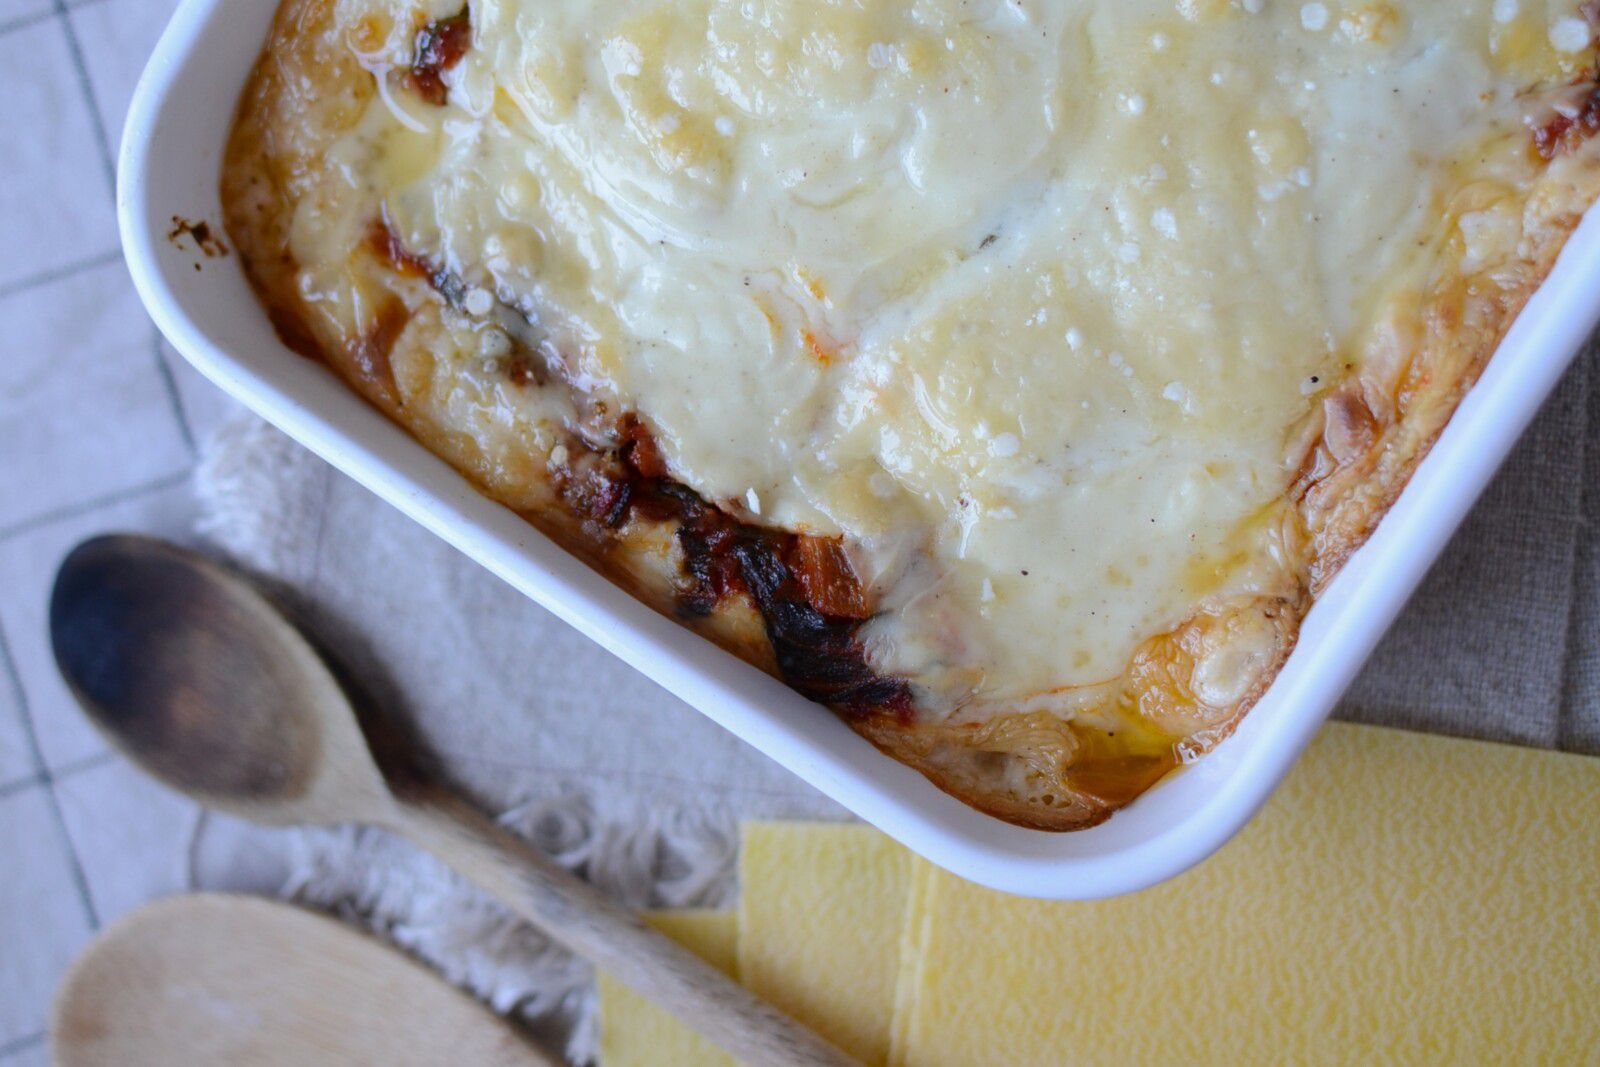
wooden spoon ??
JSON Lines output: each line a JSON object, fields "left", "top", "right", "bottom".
{"left": 52, "top": 893, "right": 558, "bottom": 1066}
{"left": 49, "top": 534, "right": 855, "bottom": 1067}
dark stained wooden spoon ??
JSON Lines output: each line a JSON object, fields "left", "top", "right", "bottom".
{"left": 49, "top": 534, "right": 856, "bottom": 1067}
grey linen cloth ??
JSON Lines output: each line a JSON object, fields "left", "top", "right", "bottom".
{"left": 188, "top": 337, "right": 1600, "bottom": 1060}
{"left": 1339, "top": 338, "right": 1599, "bottom": 752}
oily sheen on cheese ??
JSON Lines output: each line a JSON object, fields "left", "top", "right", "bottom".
{"left": 223, "top": 0, "right": 1600, "bottom": 827}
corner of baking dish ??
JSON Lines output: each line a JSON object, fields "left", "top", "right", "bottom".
{"left": 114, "top": 0, "right": 1600, "bottom": 899}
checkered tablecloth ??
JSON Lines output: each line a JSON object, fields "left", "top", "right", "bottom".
{"left": 0, "top": 0, "right": 243, "bottom": 1056}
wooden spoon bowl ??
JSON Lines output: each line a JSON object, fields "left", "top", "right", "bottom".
{"left": 51, "top": 535, "right": 371, "bottom": 819}
{"left": 52, "top": 894, "right": 557, "bottom": 1066}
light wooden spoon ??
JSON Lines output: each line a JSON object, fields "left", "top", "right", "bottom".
{"left": 52, "top": 893, "right": 558, "bottom": 1066}
{"left": 49, "top": 534, "right": 855, "bottom": 1067}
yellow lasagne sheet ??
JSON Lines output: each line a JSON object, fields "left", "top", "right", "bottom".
{"left": 737, "top": 822, "right": 914, "bottom": 1065}
{"left": 889, "top": 723, "right": 1600, "bottom": 1065}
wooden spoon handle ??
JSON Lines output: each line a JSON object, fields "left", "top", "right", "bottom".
{"left": 391, "top": 791, "right": 858, "bottom": 1067}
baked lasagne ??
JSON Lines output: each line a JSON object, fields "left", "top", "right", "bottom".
{"left": 223, "top": 0, "right": 1600, "bottom": 828}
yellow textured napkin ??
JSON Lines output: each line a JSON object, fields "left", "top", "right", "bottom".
{"left": 596, "top": 910, "right": 738, "bottom": 1067}
{"left": 738, "top": 822, "right": 915, "bottom": 1064}
{"left": 890, "top": 723, "right": 1600, "bottom": 1065}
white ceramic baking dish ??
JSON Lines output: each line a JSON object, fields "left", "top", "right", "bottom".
{"left": 118, "top": 0, "right": 1600, "bottom": 900}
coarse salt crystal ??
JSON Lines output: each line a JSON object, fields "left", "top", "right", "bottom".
{"left": 477, "top": 328, "right": 511, "bottom": 360}
{"left": 989, "top": 432, "right": 1020, "bottom": 458}
{"left": 1550, "top": 17, "right": 1591, "bottom": 53}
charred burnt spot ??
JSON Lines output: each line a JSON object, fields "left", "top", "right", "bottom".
{"left": 730, "top": 536, "right": 914, "bottom": 718}
{"left": 647, "top": 483, "right": 753, "bottom": 615}
{"left": 167, "top": 216, "right": 228, "bottom": 258}
{"left": 654, "top": 486, "right": 909, "bottom": 715}
{"left": 407, "top": 8, "right": 471, "bottom": 106}
{"left": 556, "top": 415, "right": 912, "bottom": 717}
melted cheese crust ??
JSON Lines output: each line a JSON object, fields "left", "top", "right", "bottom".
{"left": 224, "top": 0, "right": 1600, "bottom": 827}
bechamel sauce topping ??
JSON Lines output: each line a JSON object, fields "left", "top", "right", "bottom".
{"left": 298, "top": 0, "right": 1581, "bottom": 715}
